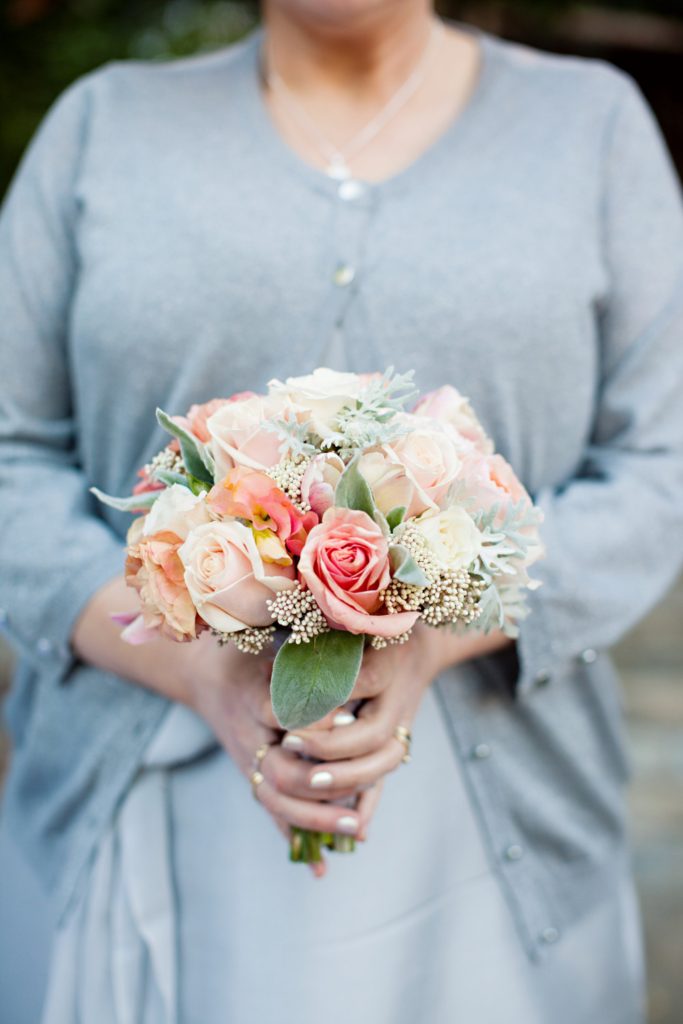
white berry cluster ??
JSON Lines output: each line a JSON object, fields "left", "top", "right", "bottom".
{"left": 211, "top": 626, "right": 276, "bottom": 654}
{"left": 265, "top": 456, "right": 312, "bottom": 512}
{"left": 266, "top": 584, "right": 329, "bottom": 644}
{"left": 145, "top": 447, "right": 185, "bottom": 478}
{"left": 369, "top": 631, "right": 412, "bottom": 650}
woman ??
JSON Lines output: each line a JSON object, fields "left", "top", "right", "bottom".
{"left": 1, "top": 1, "right": 681, "bottom": 1020}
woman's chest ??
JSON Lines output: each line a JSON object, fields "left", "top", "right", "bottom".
{"left": 70, "top": 131, "right": 608, "bottom": 491}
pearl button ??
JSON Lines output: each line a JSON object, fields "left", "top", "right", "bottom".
{"left": 333, "top": 264, "right": 356, "bottom": 287}
{"left": 579, "top": 648, "right": 597, "bottom": 664}
{"left": 540, "top": 926, "right": 560, "bottom": 944}
{"left": 338, "top": 179, "right": 365, "bottom": 201}
{"left": 504, "top": 844, "right": 524, "bottom": 861}
{"left": 36, "top": 637, "right": 53, "bottom": 656}
{"left": 534, "top": 669, "right": 551, "bottom": 687}
{"left": 472, "top": 743, "right": 492, "bottom": 760}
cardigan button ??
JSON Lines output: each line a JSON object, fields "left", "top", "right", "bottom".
{"left": 579, "top": 648, "right": 597, "bottom": 664}
{"left": 504, "top": 844, "right": 524, "bottom": 862}
{"left": 338, "top": 179, "right": 365, "bottom": 201}
{"left": 36, "top": 637, "right": 54, "bottom": 656}
{"left": 534, "top": 669, "right": 551, "bottom": 687}
{"left": 471, "top": 743, "right": 492, "bottom": 760}
{"left": 333, "top": 264, "right": 356, "bottom": 287}
{"left": 540, "top": 926, "right": 560, "bottom": 944}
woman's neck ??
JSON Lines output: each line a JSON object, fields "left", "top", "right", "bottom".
{"left": 261, "top": 1, "right": 436, "bottom": 107}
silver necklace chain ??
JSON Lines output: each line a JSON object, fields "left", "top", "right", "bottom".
{"left": 263, "top": 20, "right": 445, "bottom": 180}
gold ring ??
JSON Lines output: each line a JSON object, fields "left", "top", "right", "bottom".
{"left": 253, "top": 743, "right": 270, "bottom": 771}
{"left": 394, "top": 725, "right": 412, "bottom": 764}
{"left": 250, "top": 769, "right": 265, "bottom": 801}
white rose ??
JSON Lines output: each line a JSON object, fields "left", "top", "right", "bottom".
{"left": 414, "top": 506, "right": 482, "bottom": 571}
{"left": 143, "top": 484, "right": 211, "bottom": 539}
{"left": 178, "top": 520, "right": 295, "bottom": 633}
{"left": 268, "top": 367, "right": 364, "bottom": 438}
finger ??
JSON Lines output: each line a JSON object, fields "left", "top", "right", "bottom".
{"left": 256, "top": 781, "right": 361, "bottom": 837}
{"left": 281, "top": 689, "right": 400, "bottom": 762}
{"left": 261, "top": 746, "right": 360, "bottom": 801}
{"left": 356, "top": 781, "right": 385, "bottom": 841}
{"left": 289, "top": 740, "right": 405, "bottom": 798}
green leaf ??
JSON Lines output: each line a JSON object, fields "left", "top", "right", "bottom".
{"left": 334, "top": 455, "right": 376, "bottom": 519}
{"left": 386, "top": 505, "right": 407, "bottom": 532}
{"left": 389, "top": 544, "right": 430, "bottom": 586}
{"left": 152, "top": 469, "right": 191, "bottom": 489}
{"left": 271, "top": 630, "right": 364, "bottom": 730}
{"left": 90, "top": 486, "right": 160, "bottom": 513}
{"left": 156, "top": 408, "right": 215, "bottom": 485}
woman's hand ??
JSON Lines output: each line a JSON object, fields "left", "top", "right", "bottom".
{"left": 178, "top": 633, "right": 364, "bottom": 862}
{"left": 277, "top": 624, "right": 515, "bottom": 837}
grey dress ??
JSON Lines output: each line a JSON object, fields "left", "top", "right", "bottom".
{"left": 40, "top": 690, "right": 645, "bottom": 1024}
{"left": 2, "top": 14, "right": 682, "bottom": 1024}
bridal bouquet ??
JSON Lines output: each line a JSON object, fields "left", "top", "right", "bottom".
{"left": 94, "top": 368, "right": 544, "bottom": 862}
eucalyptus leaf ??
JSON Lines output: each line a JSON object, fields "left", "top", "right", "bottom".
{"left": 152, "top": 469, "right": 191, "bottom": 489}
{"left": 90, "top": 486, "right": 159, "bottom": 513}
{"left": 386, "top": 506, "right": 407, "bottom": 532}
{"left": 271, "top": 630, "right": 364, "bottom": 730}
{"left": 334, "top": 455, "right": 377, "bottom": 519}
{"left": 156, "top": 408, "right": 215, "bottom": 485}
{"left": 388, "top": 544, "right": 430, "bottom": 587}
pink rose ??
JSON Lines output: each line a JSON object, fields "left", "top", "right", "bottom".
{"left": 388, "top": 426, "right": 462, "bottom": 514}
{"left": 125, "top": 519, "right": 199, "bottom": 643}
{"left": 206, "top": 395, "right": 287, "bottom": 476}
{"left": 173, "top": 398, "right": 232, "bottom": 444}
{"left": 178, "top": 520, "right": 295, "bottom": 634}
{"left": 207, "top": 467, "right": 318, "bottom": 561}
{"left": 413, "top": 386, "right": 493, "bottom": 454}
{"left": 298, "top": 508, "right": 419, "bottom": 638}
{"left": 300, "top": 452, "right": 345, "bottom": 516}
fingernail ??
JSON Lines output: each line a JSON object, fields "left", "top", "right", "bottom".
{"left": 336, "top": 815, "right": 359, "bottom": 835}
{"left": 282, "top": 734, "right": 304, "bottom": 751}
{"left": 333, "top": 711, "right": 356, "bottom": 727}
{"left": 310, "top": 770, "right": 333, "bottom": 788}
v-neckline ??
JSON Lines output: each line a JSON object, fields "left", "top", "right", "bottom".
{"left": 237, "top": 19, "right": 501, "bottom": 200}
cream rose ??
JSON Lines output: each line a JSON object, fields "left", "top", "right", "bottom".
{"left": 268, "top": 368, "right": 364, "bottom": 439}
{"left": 143, "top": 484, "right": 212, "bottom": 539}
{"left": 178, "top": 520, "right": 296, "bottom": 633}
{"left": 414, "top": 506, "right": 482, "bottom": 571}
{"left": 356, "top": 448, "right": 418, "bottom": 517}
{"left": 388, "top": 425, "right": 462, "bottom": 514}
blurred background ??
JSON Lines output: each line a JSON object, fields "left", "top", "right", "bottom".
{"left": 1, "top": 1, "right": 681, "bottom": 1021}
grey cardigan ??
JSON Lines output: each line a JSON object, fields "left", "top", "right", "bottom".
{"left": 1, "top": 22, "right": 682, "bottom": 959}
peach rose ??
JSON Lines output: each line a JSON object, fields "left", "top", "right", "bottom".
{"left": 412, "top": 386, "right": 494, "bottom": 454}
{"left": 298, "top": 508, "right": 419, "bottom": 638}
{"left": 125, "top": 518, "right": 198, "bottom": 642}
{"left": 206, "top": 394, "right": 287, "bottom": 476}
{"left": 300, "top": 452, "right": 345, "bottom": 516}
{"left": 458, "top": 452, "right": 532, "bottom": 525}
{"left": 387, "top": 425, "right": 462, "bottom": 514}
{"left": 207, "top": 467, "right": 318, "bottom": 561}
{"left": 178, "top": 520, "right": 296, "bottom": 633}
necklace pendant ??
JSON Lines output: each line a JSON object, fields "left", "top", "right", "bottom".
{"left": 326, "top": 158, "right": 350, "bottom": 181}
